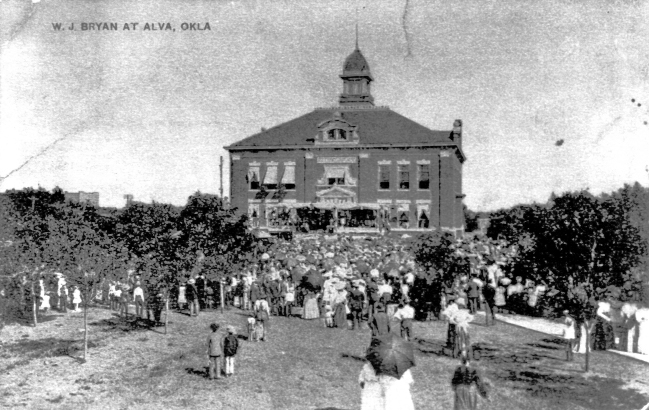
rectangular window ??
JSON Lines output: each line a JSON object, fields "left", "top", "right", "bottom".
{"left": 378, "top": 165, "right": 390, "bottom": 190}
{"left": 281, "top": 165, "right": 296, "bottom": 190}
{"left": 418, "top": 164, "right": 430, "bottom": 190}
{"left": 417, "top": 205, "right": 430, "bottom": 228}
{"left": 263, "top": 165, "right": 278, "bottom": 190}
{"left": 324, "top": 167, "right": 346, "bottom": 185}
{"left": 248, "top": 204, "right": 260, "bottom": 227}
{"left": 248, "top": 167, "right": 260, "bottom": 190}
{"left": 398, "top": 204, "right": 410, "bottom": 228}
{"left": 398, "top": 165, "right": 409, "bottom": 190}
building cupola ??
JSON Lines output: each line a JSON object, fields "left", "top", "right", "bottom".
{"left": 339, "top": 47, "right": 374, "bottom": 107}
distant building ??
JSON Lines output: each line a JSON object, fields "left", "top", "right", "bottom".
{"left": 64, "top": 191, "right": 99, "bottom": 207}
{"left": 124, "top": 194, "right": 134, "bottom": 207}
{"left": 225, "top": 46, "right": 467, "bottom": 236}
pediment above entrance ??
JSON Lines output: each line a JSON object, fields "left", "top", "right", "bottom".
{"left": 316, "top": 186, "right": 357, "bottom": 198}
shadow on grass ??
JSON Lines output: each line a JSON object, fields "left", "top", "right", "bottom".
{"left": 476, "top": 340, "right": 648, "bottom": 410}
{"left": 315, "top": 407, "right": 351, "bottom": 410}
{"left": 1, "top": 337, "right": 99, "bottom": 370}
{"left": 525, "top": 337, "right": 565, "bottom": 351}
{"left": 341, "top": 353, "right": 366, "bottom": 363}
{"left": 89, "top": 317, "right": 156, "bottom": 333}
{"left": 1, "top": 311, "right": 64, "bottom": 327}
{"left": 184, "top": 366, "right": 210, "bottom": 379}
{"left": 414, "top": 338, "right": 446, "bottom": 356}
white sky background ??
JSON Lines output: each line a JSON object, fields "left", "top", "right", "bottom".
{"left": 1, "top": 0, "right": 648, "bottom": 211}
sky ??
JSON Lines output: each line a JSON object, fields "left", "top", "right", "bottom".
{"left": 1, "top": 0, "right": 648, "bottom": 212}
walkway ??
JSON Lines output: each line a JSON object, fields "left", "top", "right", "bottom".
{"left": 473, "top": 311, "right": 649, "bottom": 364}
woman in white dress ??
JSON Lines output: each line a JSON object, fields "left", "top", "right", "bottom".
{"left": 635, "top": 308, "right": 649, "bottom": 355}
{"left": 383, "top": 368, "right": 415, "bottom": 410}
{"left": 358, "top": 362, "right": 415, "bottom": 410}
{"left": 359, "top": 362, "right": 383, "bottom": 410}
{"left": 303, "top": 290, "right": 320, "bottom": 320}
{"left": 177, "top": 282, "right": 187, "bottom": 310}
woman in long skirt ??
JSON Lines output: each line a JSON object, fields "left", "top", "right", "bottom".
{"left": 177, "top": 282, "right": 187, "bottom": 310}
{"left": 358, "top": 362, "right": 383, "bottom": 410}
{"left": 358, "top": 362, "right": 415, "bottom": 410}
{"left": 303, "top": 290, "right": 320, "bottom": 320}
{"left": 593, "top": 301, "right": 615, "bottom": 350}
{"left": 332, "top": 287, "right": 349, "bottom": 329}
{"left": 451, "top": 353, "right": 488, "bottom": 410}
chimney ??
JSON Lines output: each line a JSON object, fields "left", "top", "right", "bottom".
{"left": 452, "top": 119, "right": 462, "bottom": 144}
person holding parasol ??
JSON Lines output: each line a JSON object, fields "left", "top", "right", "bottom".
{"left": 360, "top": 333, "right": 415, "bottom": 410}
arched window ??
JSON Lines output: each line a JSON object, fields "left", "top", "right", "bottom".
{"left": 326, "top": 129, "right": 347, "bottom": 141}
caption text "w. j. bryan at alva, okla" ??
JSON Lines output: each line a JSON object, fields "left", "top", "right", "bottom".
{"left": 52, "top": 22, "right": 211, "bottom": 32}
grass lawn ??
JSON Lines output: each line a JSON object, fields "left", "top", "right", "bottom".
{"left": 1, "top": 306, "right": 648, "bottom": 410}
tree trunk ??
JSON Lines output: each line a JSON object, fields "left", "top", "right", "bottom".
{"left": 220, "top": 280, "right": 224, "bottom": 314}
{"left": 83, "top": 291, "right": 88, "bottom": 362}
{"left": 164, "top": 293, "right": 169, "bottom": 335}
{"left": 585, "top": 319, "right": 590, "bottom": 372}
{"left": 31, "top": 278, "right": 38, "bottom": 327}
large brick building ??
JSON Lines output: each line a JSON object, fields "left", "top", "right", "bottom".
{"left": 225, "top": 47, "right": 466, "bottom": 236}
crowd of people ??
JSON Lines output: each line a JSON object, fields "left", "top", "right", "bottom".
{"left": 5, "top": 230, "right": 649, "bottom": 409}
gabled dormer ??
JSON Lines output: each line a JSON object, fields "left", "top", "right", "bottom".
{"left": 314, "top": 111, "right": 360, "bottom": 145}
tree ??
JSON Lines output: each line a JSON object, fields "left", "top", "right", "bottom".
{"left": 116, "top": 202, "right": 183, "bottom": 333}
{"left": 178, "top": 193, "right": 255, "bottom": 281}
{"left": 45, "top": 201, "right": 126, "bottom": 361}
{"left": 527, "top": 191, "right": 645, "bottom": 371}
{"left": 409, "top": 231, "right": 469, "bottom": 318}
{"left": 463, "top": 205, "right": 479, "bottom": 233}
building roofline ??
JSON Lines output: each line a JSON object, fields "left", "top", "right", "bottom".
{"left": 225, "top": 143, "right": 466, "bottom": 162}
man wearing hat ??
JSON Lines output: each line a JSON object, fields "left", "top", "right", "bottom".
{"left": 348, "top": 282, "right": 365, "bottom": 330}
{"left": 186, "top": 279, "right": 199, "bottom": 317}
{"left": 369, "top": 304, "right": 391, "bottom": 338}
{"left": 207, "top": 323, "right": 223, "bottom": 380}
{"left": 133, "top": 282, "right": 145, "bottom": 319}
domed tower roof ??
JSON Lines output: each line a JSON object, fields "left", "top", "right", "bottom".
{"left": 343, "top": 48, "right": 372, "bottom": 75}
{"left": 339, "top": 47, "right": 374, "bottom": 107}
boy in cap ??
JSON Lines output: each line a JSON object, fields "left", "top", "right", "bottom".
{"left": 207, "top": 323, "right": 223, "bottom": 379}
{"left": 223, "top": 326, "right": 239, "bottom": 377}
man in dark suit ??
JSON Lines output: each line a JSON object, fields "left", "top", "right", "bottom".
{"left": 348, "top": 283, "right": 365, "bottom": 330}
{"left": 370, "top": 304, "right": 391, "bottom": 337}
{"left": 467, "top": 276, "right": 481, "bottom": 314}
{"left": 196, "top": 274, "right": 206, "bottom": 310}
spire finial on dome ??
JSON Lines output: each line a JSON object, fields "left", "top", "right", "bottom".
{"left": 355, "top": 21, "right": 359, "bottom": 50}
{"left": 355, "top": 3, "right": 359, "bottom": 50}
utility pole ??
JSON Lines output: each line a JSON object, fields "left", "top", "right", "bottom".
{"left": 219, "top": 156, "right": 224, "bottom": 199}
{"left": 29, "top": 195, "right": 38, "bottom": 212}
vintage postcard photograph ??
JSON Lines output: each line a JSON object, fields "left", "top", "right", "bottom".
{"left": 1, "top": 0, "right": 649, "bottom": 409}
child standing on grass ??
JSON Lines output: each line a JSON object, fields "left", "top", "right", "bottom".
{"left": 324, "top": 305, "right": 334, "bottom": 328}
{"left": 562, "top": 309, "right": 576, "bottom": 361}
{"left": 223, "top": 326, "right": 239, "bottom": 377}
{"left": 108, "top": 281, "right": 117, "bottom": 310}
{"left": 247, "top": 313, "right": 257, "bottom": 341}
{"left": 207, "top": 323, "right": 223, "bottom": 380}
{"left": 40, "top": 292, "right": 51, "bottom": 315}
{"left": 72, "top": 286, "right": 82, "bottom": 312}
